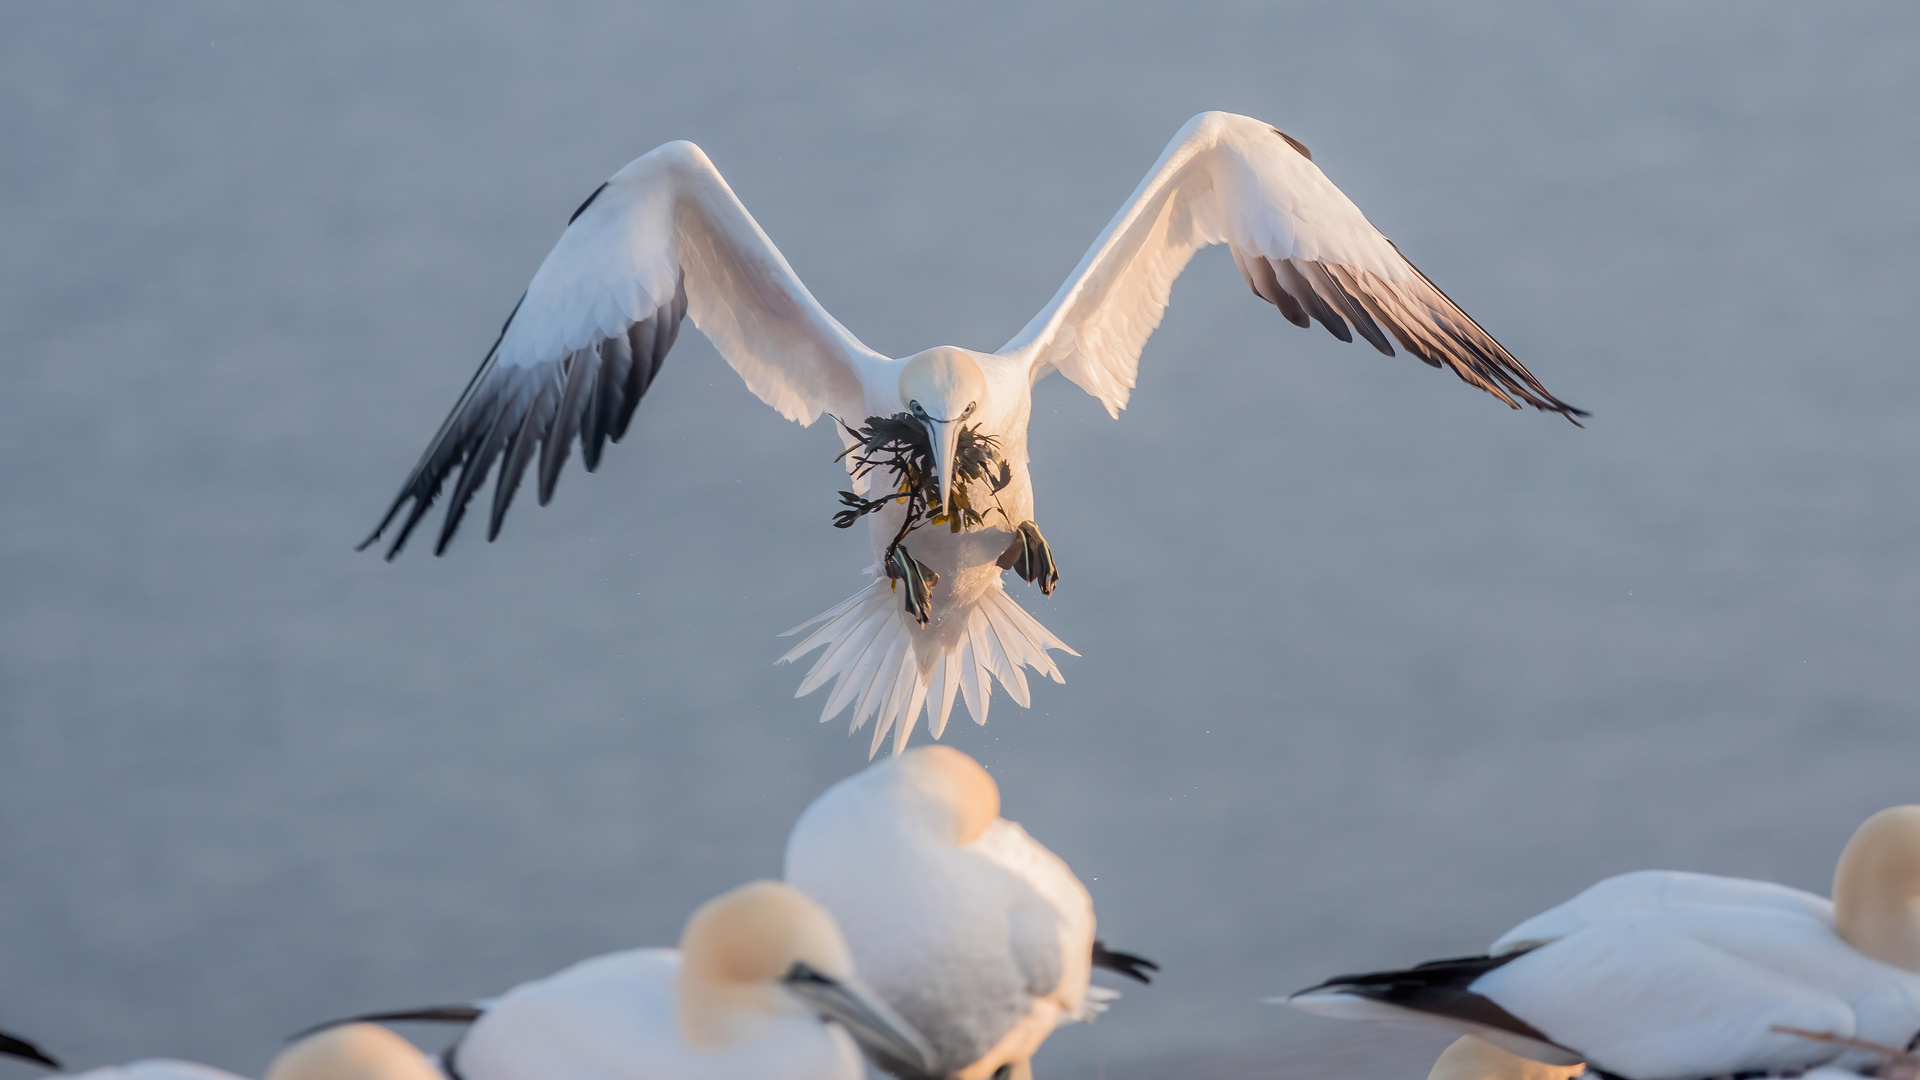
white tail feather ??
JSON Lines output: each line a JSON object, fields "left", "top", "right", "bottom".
{"left": 1078, "top": 985, "right": 1121, "bottom": 1021}
{"left": 777, "top": 578, "right": 1077, "bottom": 756}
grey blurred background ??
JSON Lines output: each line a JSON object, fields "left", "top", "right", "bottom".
{"left": 3, "top": 3, "right": 1917, "bottom": 1078}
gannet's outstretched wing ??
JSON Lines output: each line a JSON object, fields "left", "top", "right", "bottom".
{"left": 1000, "top": 111, "right": 1583, "bottom": 421}
{"left": 363, "top": 141, "right": 887, "bottom": 558}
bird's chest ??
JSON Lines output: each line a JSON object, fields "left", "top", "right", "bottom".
{"left": 850, "top": 412, "right": 1035, "bottom": 568}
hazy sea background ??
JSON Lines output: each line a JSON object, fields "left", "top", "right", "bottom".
{"left": 4, "top": 4, "right": 1918, "bottom": 1079}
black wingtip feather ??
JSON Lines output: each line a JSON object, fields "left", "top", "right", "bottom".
{"left": 1296, "top": 950, "right": 1562, "bottom": 1049}
{"left": 0, "top": 1032, "right": 60, "bottom": 1070}
{"left": 538, "top": 348, "right": 596, "bottom": 505}
{"left": 568, "top": 182, "right": 610, "bottom": 226}
{"left": 367, "top": 279, "right": 687, "bottom": 558}
{"left": 287, "top": 1004, "right": 485, "bottom": 1043}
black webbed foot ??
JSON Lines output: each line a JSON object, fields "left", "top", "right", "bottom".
{"left": 887, "top": 544, "right": 939, "bottom": 625}
{"left": 996, "top": 521, "right": 1058, "bottom": 595}
{"left": 1092, "top": 940, "right": 1160, "bottom": 984}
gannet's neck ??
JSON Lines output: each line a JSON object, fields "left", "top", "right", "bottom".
{"left": 1833, "top": 806, "right": 1920, "bottom": 971}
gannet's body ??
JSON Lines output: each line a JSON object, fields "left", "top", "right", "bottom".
{"left": 458, "top": 950, "right": 865, "bottom": 1080}
{"left": 34, "top": 1024, "right": 444, "bottom": 1080}
{"left": 785, "top": 747, "right": 1150, "bottom": 1080}
{"left": 1290, "top": 808, "right": 1920, "bottom": 1080}
{"left": 65, "top": 1065, "right": 252, "bottom": 1080}
{"left": 363, "top": 111, "right": 1583, "bottom": 754}
{"left": 304, "top": 883, "right": 931, "bottom": 1080}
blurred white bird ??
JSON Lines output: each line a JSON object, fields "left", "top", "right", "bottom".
{"left": 1, "top": 1024, "right": 443, "bottom": 1080}
{"left": 1288, "top": 807, "right": 1920, "bottom": 1080}
{"left": 361, "top": 111, "right": 1584, "bottom": 755}
{"left": 303, "top": 881, "right": 932, "bottom": 1080}
{"left": 784, "top": 746, "right": 1154, "bottom": 1080}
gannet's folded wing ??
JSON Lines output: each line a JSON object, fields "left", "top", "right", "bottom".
{"left": 1491, "top": 871, "right": 1836, "bottom": 955}
{"left": 363, "top": 141, "right": 885, "bottom": 558}
{"left": 1000, "top": 111, "right": 1582, "bottom": 421}
{"left": 1471, "top": 915, "right": 1864, "bottom": 1080}
{"left": 1292, "top": 910, "right": 1893, "bottom": 1080}
{"left": 968, "top": 819, "right": 1098, "bottom": 1019}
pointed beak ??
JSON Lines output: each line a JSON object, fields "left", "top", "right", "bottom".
{"left": 784, "top": 962, "right": 935, "bottom": 1076}
{"left": 920, "top": 416, "right": 960, "bottom": 516}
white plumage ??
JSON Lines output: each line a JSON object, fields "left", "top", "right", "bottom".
{"left": 65, "top": 1064, "right": 253, "bottom": 1080}
{"left": 329, "top": 882, "right": 930, "bottom": 1080}
{"left": 1289, "top": 807, "right": 1920, "bottom": 1080}
{"left": 363, "top": 111, "right": 1581, "bottom": 754}
{"left": 784, "top": 747, "right": 1134, "bottom": 1080}
{"left": 456, "top": 950, "right": 863, "bottom": 1080}
{"left": 37, "top": 1025, "right": 444, "bottom": 1080}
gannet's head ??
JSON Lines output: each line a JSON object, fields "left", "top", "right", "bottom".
{"left": 893, "top": 745, "right": 1001, "bottom": 845}
{"left": 677, "top": 881, "right": 932, "bottom": 1070}
{"left": 899, "top": 348, "right": 987, "bottom": 515}
{"left": 1833, "top": 805, "right": 1920, "bottom": 971}
{"left": 265, "top": 1025, "right": 443, "bottom": 1080}
{"left": 1427, "top": 1037, "right": 1585, "bottom": 1080}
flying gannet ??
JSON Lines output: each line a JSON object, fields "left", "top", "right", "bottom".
{"left": 360, "top": 111, "right": 1585, "bottom": 754}
{"left": 1287, "top": 807, "right": 1920, "bottom": 1080}
{"left": 297, "top": 881, "right": 933, "bottom": 1080}
{"left": 784, "top": 746, "right": 1155, "bottom": 1080}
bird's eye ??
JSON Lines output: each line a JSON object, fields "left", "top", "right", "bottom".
{"left": 962, "top": 402, "right": 977, "bottom": 419}
{"left": 909, "top": 400, "right": 926, "bottom": 416}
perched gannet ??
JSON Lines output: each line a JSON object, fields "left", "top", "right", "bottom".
{"left": 1428, "top": 1036, "right": 1584, "bottom": 1080}
{"left": 1289, "top": 807, "right": 1920, "bottom": 1080}
{"left": 302, "top": 882, "right": 932, "bottom": 1080}
{"left": 784, "top": 746, "right": 1154, "bottom": 1080}
{"left": 359, "top": 110, "right": 1585, "bottom": 755}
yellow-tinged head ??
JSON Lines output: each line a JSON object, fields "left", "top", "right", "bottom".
{"left": 676, "top": 881, "right": 933, "bottom": 1070}
{"left": 1427, "top": 1037, "right": 1585, "bottom": 1080}
{"left": 1833, "top": 806, "right": 1920, "bottom": 971}
{"left": 898, "top": 348, "right": 988, "bottom": 515}
{"left": 895, "top": 745, "right": 1001, "bottom": 845}
{"left": 264, "top": 1025, "right": 442, "bottom": 1080}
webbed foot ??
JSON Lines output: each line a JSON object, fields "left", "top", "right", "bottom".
{"left": 996, "top": 521, "right": 1058, "bottom": 595}
{"left": 886, "top": 544, "right": 939, "bottom": 625}
{"left": 1092, "top": 939, "right": 1160, "bottom": 984}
